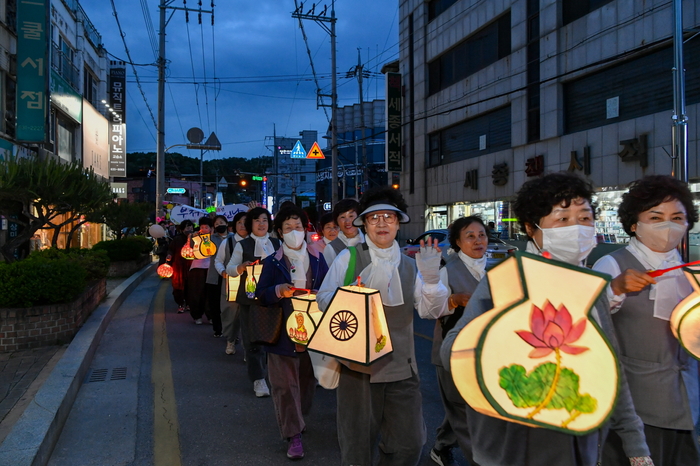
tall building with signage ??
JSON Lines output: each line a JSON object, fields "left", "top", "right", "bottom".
{"left": 398, "top": 0, "right": 700, "bottom": 243}
{"left": 271, "top": 130, "right": 319, "bottom": 211}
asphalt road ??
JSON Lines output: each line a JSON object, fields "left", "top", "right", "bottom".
{"left": 47, "top": 274, "right": 469, "bottom": 466}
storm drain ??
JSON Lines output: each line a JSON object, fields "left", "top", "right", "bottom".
{"left": 86, "top": 367, "right": 128, "bottom": 383}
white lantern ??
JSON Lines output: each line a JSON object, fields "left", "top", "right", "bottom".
{"left": 226, "top": 275, "right": 240, "bottom": 301}
{"left": 244, "top": 263, "right": 263, "bottom": 299}
{"left": 307, "top": 285, "right": 392, "bottom": 365}
{"left": 670, "top": 266, "right": 700, "bottom": 359}
{"left": 287, "top": 293, "right": 322, "bottom": 345}
{"left": 148, "top": 224, "right": 166, "bottom": 238}
{"left": 450, "top": 252, "right": 619, "bottom": 434}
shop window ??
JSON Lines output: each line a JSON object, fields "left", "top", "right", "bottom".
{"left": 428, "top": 12, "right": 511, "bottom": 96}
{"left": 564, "top": 39, "right": 700, "bottom": 134}
{"left": 427, "top": 105, "right": 511, "bottom": 167}
{"left": 563, "top": 0, "right": 614, "bottom": 26}
{"left": 428, "top": 0, "right": 458, "bottom": 21}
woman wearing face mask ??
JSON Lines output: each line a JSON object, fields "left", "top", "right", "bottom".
{"left": 204, "top": 215, "right": 231, "bottom": 338}
{"left": 254, "top": 204, "right": 328, "bottom": 460}
{"left": 592, "top": 175, "right": 700, "bottom": 466}
{"left": 322, "top": 198, "right": 365, "bottom": 265}
{"left": 226, "top": 207, "right": 281, "bottom": 398}
{"left": 441, "top": 172, "right": 652, "bottom": 466}
{"left": 317, "top": 186, "right": 449, "bottom": 466}
{"left": 167, "top": 220, "right": 194, "bottom": 313}
{"left": 215, "top": 211, "right": 247, "bottom": 355}
{"left": 427, "top": 216, "right": 487, "bottom": 466}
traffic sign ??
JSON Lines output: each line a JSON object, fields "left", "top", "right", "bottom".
{"left": 252, "top": 175, "right": 263, "bottom": 181}
{"left": 290, "top": 140, "right": 307, "bottom": 159}
{"left": 166, "top": 187, "right": 187, "bottom": 194}
{"left": 306, "top": 142, "right": 325, "bottom": 159}
{"left": 323, "top": 202, "right": 331, "bottom": 211}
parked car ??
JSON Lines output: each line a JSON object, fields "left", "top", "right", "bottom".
{"left": 401, "top": 229, "right": 518, "bottom": 268}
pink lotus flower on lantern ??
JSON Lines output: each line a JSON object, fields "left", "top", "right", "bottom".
{"left": 516, "top": 301, "right": 588, "bottom": 358}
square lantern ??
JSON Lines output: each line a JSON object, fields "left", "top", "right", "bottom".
{"left": 244, "top": 263, "right": 263, "bottom": 299}
{"left": 450, "top": 251, "right": 619, "bottom": 435}
{"left": 670, "top": 265, "right": 700, "bottom": 360}
{"left": 287, "top": 293, "right": 322, "bottom": 346}
{"left": 307, "top": 285, "right": 392, "bottom": 365}
{"left": 226, "top": 275, "right": 240, "bottom": 301}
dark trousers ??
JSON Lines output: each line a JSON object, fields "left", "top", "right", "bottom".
{"left": 434, "top": 365, "right": 478, "bottom": 464}
{"left": 172, "top": 288, "right": 186, "bottom": 307}
{"left": 267, "top": 352, "right": 316, "bottom": 439}
{"left": 239, "top": 304, "right": 267, "bottom": 382}
{"left": 206, "top": 279, "right": 223, "bottom": 335}
{"left": 604, "top": 423, "right": 700, "bottom": 466}
{"left": 336, "top": 365, "right": 426, "bottom": 466}
{"left": 187, "top": 268, "right": 208, "bottom": 320}
{"left": 221, "top": 299, "right": 241, "bottom": 344}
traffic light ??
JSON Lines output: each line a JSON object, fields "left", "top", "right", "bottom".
{"left": 239, "top": 178, "right": 248, "bottom": 187}
{"left": 391, "top": 172, "right": 400, "bottom": 190}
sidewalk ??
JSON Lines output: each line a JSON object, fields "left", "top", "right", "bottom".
{"left": 0, "top": 267, "right": 154, "bottom": 466}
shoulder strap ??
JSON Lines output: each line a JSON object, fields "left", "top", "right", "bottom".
{"left": 227, "top": 236, "right": 234, "bottom": 254}
{"left": 343, "top": 246, "right": 357, "bottom": 286}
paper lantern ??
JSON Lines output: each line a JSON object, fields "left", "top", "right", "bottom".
{"left": 149, "top": 224, "right": 166, "bottom": 239}
{"left": 244, "top": 263, "right": 263, "bottom": 299}
{"left": 227, "top": 275, "right": 240, "bottom": 301}
{"left": 157, "top": 263, "right": 173, "bottom": 278}
{"left": 670, "top": 265, "right": 700, "bottom": 359}
{"left": 180, "top": 235, "right": 195, "bottom": 260}
{"left": 307, "top": 285, "right": 392, "bottom": 365}
{"left": 192, "top": 233, "right": 217, "bottom": 259}
{"left": 287, "top": 293, "right": 323, "bottom": 345}
{"left": 450, "top": 251, "right": 619, "bottom": 435}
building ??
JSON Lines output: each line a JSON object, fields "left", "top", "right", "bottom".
{"left": 398, "top": 0, "right": 700, "bottom": 243}
{"left": 316, "top": 99, "right": 388, "bottom": 212}
{"left": 271, "top": 130, "right": 319, "bottom": 212}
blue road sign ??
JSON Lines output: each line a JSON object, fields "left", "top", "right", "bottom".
{"left": 290, "top": 140, "right": 306, "bottom": 159}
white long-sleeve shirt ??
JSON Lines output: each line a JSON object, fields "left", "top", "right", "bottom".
{"left": 322, "top": 230, "right": 365, "bottom": 265}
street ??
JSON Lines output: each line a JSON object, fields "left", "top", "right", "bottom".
{"left": 46, "top": 273, "right": 469, "bottom": 466}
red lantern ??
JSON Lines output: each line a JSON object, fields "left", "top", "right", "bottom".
{"left": 157, "top": 263, "right": 174, "bottom": 278}
{"left": 180, "top": 235, "right": 195, "bottom": 260}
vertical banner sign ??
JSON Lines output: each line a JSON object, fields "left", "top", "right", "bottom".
{"left": 109, "top": 61, "right": 127, "bottom": 177}
{"left": 17, "top": 0, "right": 49, "bottom": 142}
{"left": 385, "top": 72, "right": 402, "bottom": 172}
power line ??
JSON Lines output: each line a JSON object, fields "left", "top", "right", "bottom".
{"left": 185, "top": 16, "right": 204, "bottom": 129}
{"left": 139, "top": 0, "right": 159, "bottom": 61}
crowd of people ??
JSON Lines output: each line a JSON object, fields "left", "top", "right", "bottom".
{"left": 159, "top": 173, "right": 699, "bottom": 466}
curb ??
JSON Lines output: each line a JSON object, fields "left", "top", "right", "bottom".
{"left": 0, "top": 263, "right": 155, "bottom": 466}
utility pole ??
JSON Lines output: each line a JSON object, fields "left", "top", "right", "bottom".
{"left": 156, "top": 0, "right": 214, "bottom": 217}
{"left": 357, "top": 48, "right": 368, "bottom": 190}
{"left": 292, "top": 1, "right": 338, "bottom": 206}
{"left": 671, "top": 0, "right": 689, "bottom": 261}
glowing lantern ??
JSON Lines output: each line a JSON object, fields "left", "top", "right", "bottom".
{"left": 180, "top": 235, "right": 195, "bottom": 260}
{"left": 287, "top": 292, "right": 322, "bottom": 345}
{"left": 244, "top": 262, "right": 263, "bottom": 299}
{"left": 227, "top": 275, "right": 240, "bottom": 301}
{"left": 450, "top": 251, "right": 619, "bottom": 434}
{"left": 192, "top": 233, "right": 217, "bottom": 259}
{"left": 307, "top": 284, "right": 392, "bottom": 365}
{"left": 670, "top": 265, "right": 700, "bottom": 359}
{"left": 157, "top": 263, "right": 173, "bottom": 278}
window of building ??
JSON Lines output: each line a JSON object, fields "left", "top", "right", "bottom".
{"left": 300, "top": 175, "right": 306, "bottom": 182}
{"left": 428, "top": 12, "right": 511, "bottom": 96}
{"left": 427, "top": 105, "right": 511, "bottom": 167}
{"left": 563, "top": 0, "right": 614, "bottom": 26}
{"left": 428, "top": 0, "right": 458, "bottom": 21}
{"left": 56, "top": 115, "right": 75, "bottom": 163}
{"left": 4, "top": 74, "right": 14, "bottom": 138}
{"left": 83, "top": 67, "right": 99, "bottom": 107}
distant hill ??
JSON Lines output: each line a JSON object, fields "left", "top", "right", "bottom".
{"left": 126, "top": 152, "right": 273, "bottom": 180}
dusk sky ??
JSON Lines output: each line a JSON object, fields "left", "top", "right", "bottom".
{"left": 78, "top": 0, "right": 399, "bottom": 161}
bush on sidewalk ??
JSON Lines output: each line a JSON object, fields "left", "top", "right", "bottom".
{"left": 28, "top": 248, "right": 110, "bottom": 279}
{"left": 93, "top": 237, "right": 151, "bottom": 262}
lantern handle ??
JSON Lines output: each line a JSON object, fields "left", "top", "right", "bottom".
{"left": 357, "top": 276, "right": 363, "bottom": 287}
{"left": 290, "top": 287, "right": 312, "bottom": 295}
{"left": 647, "top": 259, "right": 700, "bottom": 277}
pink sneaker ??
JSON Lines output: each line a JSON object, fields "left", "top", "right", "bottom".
{"left": 286, "top": 434, "right": 304, "bottom": 460}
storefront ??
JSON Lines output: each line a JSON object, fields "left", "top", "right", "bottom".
{"left": 425, "top": 200, "right": 518, "bottom": 240}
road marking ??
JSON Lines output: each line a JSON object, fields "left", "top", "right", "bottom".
{"left": 152, "top": 282, "right": 182, "bottom": 466}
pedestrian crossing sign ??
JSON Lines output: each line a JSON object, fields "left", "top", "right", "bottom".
{"left": 290, "top": 140, "right": 307, "bottom": 159}
{"left": 306, "top": 142, "right": 325, "bottom": 159}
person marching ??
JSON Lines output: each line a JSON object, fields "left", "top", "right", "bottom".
{"left": 167, "top": 220, "right": 194, "bottom": 313}
{"left": 226, "top": 207, "right": 280, "bottom": 398}
{"left": 307, "top": 212, "right": 338, "bottom": 257}
{"left": 205, "top": 215, "right": 231, "bottom": 337}
{"left": 187, "top": 217, "right": 214, "bottom": 325}
{"left": 255, "top": 204, "right": 329, "bottom": 460}
{"left": 322, "top": 198, "right": 365, "bottom": 265}
{"left": 441, "top": 172, "right": 652, "bottom": 466}
{"left": 317, "top": 186, "right": 449, "bottom": 466}
{"left": 593, "top": 175, "right": 700, "bottom": 466}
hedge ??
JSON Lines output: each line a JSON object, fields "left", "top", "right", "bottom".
{"left": 28, "top": 248, "right": 110, "bottom": 279}
{"left": 0, "top": 256, "right": 87, "bottom": 307}
{"left": 93, "top": 237, "right": 151, "bottom": 262}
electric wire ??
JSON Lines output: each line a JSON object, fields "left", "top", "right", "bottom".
{"left": 185, "top": 15, "right": 204, "bottom": 129}
{"left": 127, "top": 91, "right": 157, "bottom": 143}
{"left": 211, "top": 10, "right": 219, "bottom": 134}
{"left": 199, "top": 18, "right": 212, "bottom": 132}
{"left": 294, "top": 1, "right": 331, "bottom": 122}
{"left": 139, "top": 0, "right": 159, "bottom": 61}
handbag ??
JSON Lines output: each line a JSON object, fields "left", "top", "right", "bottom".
{"left": 249, "top": 303, "right": 283, "bottom": 345}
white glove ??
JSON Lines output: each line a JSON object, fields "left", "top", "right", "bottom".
{"left": 416, "top": 242, "right": 441, "bottom": 285}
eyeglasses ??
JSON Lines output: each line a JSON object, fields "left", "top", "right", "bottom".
{"left": 366, "top": 212, "right": 398, "bottom": 225}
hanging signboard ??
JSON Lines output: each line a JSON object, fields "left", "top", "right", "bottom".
{"left": 109, "top": 62, "right": 127, "bottom": 177}
{"left": 385, "top": 72, "right": 402, "bottom": 172}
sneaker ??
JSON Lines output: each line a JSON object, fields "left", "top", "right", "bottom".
{"left": 286, "top": 434, "right": 304, "bottom": 460}
{"left": 225, "top": 341, "right": 236, "bottom": 355}
{"left": 177, "top": 306, "right": 186, "bottom": 314}
{"left": 253, "top": 378, "right": 270, "bottom": 398}
{"left": 213, "top": 333, "right": 222, "bottom": 338}
{"left": 194, "top": 318, "right": 203, "bottom": 325}
{"left": 430, "top": 447, "right": 457, "bottom": 466}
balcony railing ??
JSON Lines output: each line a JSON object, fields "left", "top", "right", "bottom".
{"left": 51, "top": 42, "right": 80, "bottom": 91}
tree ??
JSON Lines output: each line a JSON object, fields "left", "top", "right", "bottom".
{"left": 0, "top": 156, "right": 112, "bottom": 262}
{"left": 99, "top": 202, "right": 152, "bottom": 240}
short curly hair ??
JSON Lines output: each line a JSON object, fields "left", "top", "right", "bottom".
{"left": 244, "top": 207, "right": 272, "bottom": 234}
{"left": 273, "top": 204, "right": 308, "bottom": 236}
{"left": 358, "top": 186, "right": 408, "bottom": 215}
{"left": 513, "top": 172, "right": 596, "bottom": 238}
{"left": 449, "top": 216, "right": 486, "bottom": 252}
{"left": 332, "top": 198, "right": 360, "bottom": 225}
{"left": 618, "top": 175, "right": 698, "bottom": 236}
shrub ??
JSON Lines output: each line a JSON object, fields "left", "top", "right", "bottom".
{"left": 125, "top": 236, "right": 153, "bottom": 254}
{"left": 28, "top": 248, "right": 110, "bottom": 279}
{"left": 93, "top": 239, "right": 144, "bottom": 262}
{"left": 0, "top": 256, "right": 87, "bottom": 307}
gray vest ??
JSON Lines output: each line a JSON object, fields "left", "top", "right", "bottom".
{"left": 329, "top": 237, "right": 347, "bottom": 256}
{"left": 610, "top": 248, "right": 699, "bottom": 429}
{"left": 342, "top": 243, "right": 418, "bottom": 383}
{"left": 431, "top": 258, "right": 480, "bottom": 366}
{"left": 235, "top": 236, "right": 281, "bottom": 305}
{"left": 206, "top": 233, "right": 230, "bottom": 285}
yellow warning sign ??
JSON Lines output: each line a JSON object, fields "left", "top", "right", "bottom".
{"left": 306, "top": 142, "right": 325, "bottom": 159}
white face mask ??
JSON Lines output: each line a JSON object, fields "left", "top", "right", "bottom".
{"left": 635, "top": 221, "right": 687, "bottom": 252}
{"left": 537, "top": 224, "right": 597, "bottom": 265}
{"left": 283, "top": 229, "right": 305, "bottom": 249}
